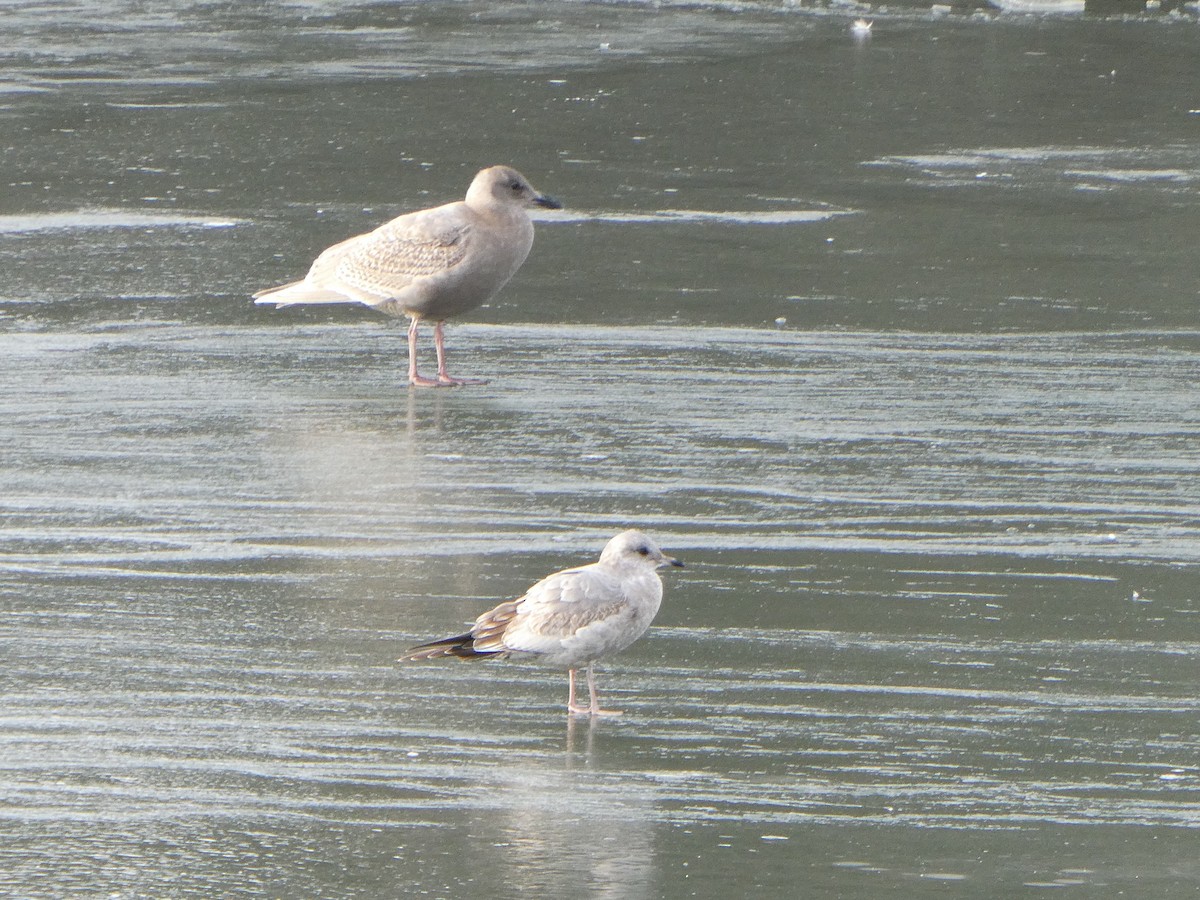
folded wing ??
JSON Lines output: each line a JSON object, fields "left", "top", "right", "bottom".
{"left": 254, "top": 206, "right": 473, "bottom": 307}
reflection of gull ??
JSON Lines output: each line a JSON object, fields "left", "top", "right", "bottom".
{"left": 486, "top": 758, "right": 658, "bottom": 898}
{"left": 401, "top": 530, "right": 684, "bottom": 716}
{"left": 254, "top": 166, "right": 561, "bottom": 387}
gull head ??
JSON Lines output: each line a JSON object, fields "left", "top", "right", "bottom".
{"left": 600, "top": 529, "right": 684, "bottom": 570}
{"left": 470, "top": 165, "right": 562, "bottom": 211}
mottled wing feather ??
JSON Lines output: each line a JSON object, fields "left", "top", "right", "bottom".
{"left": 535, "top": 601, "right": 628, "bottom": 637}
{"left": 499, "top": 566, "right": 627, "bottom": 655}
{"left": 468, "top": 598, "right": 522, "bottom": 654}
{"left": 303, "top": 232, "right": 371, "bottom": 286}
{"left": 335, "top": 215, "right": 472, "bottom": 298}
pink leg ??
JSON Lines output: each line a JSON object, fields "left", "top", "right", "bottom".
{"left": 407, "top": 319, "right": 441, "bottom": 387}
{"left": 567, "top": 668, "right": 590, "bottom": 715}
{"left": 432, "top": 321, "right": 488, "bottom": 387}
{"left": 585, "top": 663, "right": 623, "bottom": 717}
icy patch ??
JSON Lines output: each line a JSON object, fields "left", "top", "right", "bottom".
{"left": 0, "top": 210, "right": 243, "bottom": 233}
{"left": 1065, "top": 168, "right": 1196, "bottom": 184}
{"left": 866, "top": 146, "right": 1200, "bottom": 191}
{"left": 533, "top": 208, "right": 852, "bottom": 225}
{"left": 988, "top": 0, "right": 1085, "bottom": 12}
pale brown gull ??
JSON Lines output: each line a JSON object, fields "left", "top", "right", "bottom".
{"left": 253, "top": 165, "right": 561, "bottom": 387}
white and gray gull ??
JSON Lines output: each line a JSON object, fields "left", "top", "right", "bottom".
{"left": 253, "top": 165, "right": 561, "bottom": 387}
{"left": 400, "top": 530, "right": 684, "bottom": 717}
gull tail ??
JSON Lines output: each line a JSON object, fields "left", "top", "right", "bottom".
{"left": 252, "top": 280, "right": 364, "bottom": 307}
{"left": 399, "top": 632, "right": 495, "bottom": 662}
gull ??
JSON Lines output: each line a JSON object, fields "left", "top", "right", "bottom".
{"left": 400, "top": 530, "right": 684, "bottom": 717}
{"left": 253, "top": 165, "right": 561, "bottom": 387}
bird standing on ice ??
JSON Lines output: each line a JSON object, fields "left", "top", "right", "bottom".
{"left": 400, "top": 530, "right": 684, "bottom": 717}
{"left": 253, "top": 166, "right": 562, "bottom": 387}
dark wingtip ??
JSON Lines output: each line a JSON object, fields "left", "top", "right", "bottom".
{"left": 398, "top": 631, "right": 481, "bottom": 662}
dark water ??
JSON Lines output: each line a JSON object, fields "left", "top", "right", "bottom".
{"left": 3, "top": 2, "right": 1200, "bottom": 897}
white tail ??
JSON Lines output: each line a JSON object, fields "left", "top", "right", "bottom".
{"left": 252, "top": 280, "right": 364, "bottom": 307}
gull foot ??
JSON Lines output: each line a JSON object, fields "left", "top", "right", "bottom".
{"left": 437, "top": 375, "right": 489, "bottom": 387}
{"left": 409, "top": 374, "right": 489, "bottom": 388}
{"left": 568, "top": 704, "right": 624, "bottom": 717}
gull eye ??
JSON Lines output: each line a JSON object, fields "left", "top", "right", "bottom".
{"left": 637, "top": 546, "right": 650, "bottom": 556}
{"left": 510, "top": 180, "right": 523, "bottom": 191}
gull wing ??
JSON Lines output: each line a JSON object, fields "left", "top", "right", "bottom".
{"left": 332, "top": 206, "right": 473, "bottom": 300}
{"left": 493, "top": 564, "right": 629, "bottom": 656}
